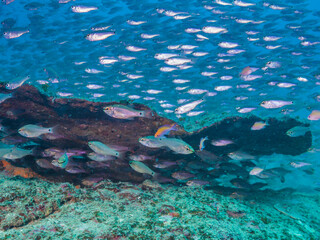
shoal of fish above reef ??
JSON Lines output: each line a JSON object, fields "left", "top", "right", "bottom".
{"left": 0, "top": 84, "right": 314, "bottom": 190}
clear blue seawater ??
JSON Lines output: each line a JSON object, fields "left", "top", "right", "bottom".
{"left": 1, "top": 0, "right": 320, "bottom": 123}
{"left": 1, "top": 0, "right": 320, "bottom": 238}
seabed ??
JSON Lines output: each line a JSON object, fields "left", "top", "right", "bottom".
{"left": 0, "top": 173, "right": 319, "bottom": 240}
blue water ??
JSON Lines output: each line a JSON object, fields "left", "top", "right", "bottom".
{"left": 1, "top": 0, "right": 320, "bottom": 124}
{"left": 1, "top": 1, "right": 320, "bottom": 238}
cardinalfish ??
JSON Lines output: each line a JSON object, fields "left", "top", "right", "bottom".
{"left": 290, "top": 162, "right": 312, "bottom": 168}
{"left": 18, "top": 124, "right": 57, "bottom": 138}
{"left": 3, "top": 147, "right": 33, "bottom": 160}
{"left": 308, "top": 110, "right": 320, "bottom": 121}
{"left": 251, "top": 121, "right": 268, "bottom": 131}
{"left": 154, "top": 123, "right": 178, "bottom": 137}
{"left": 129, "top": 160, "right": 156, "bottom": 177}
{"left": 286, "top": 126, "right": 310, "bottom": 137}
{"left": 0, "top": 93, "right": 12, "bottom": 104}
{"left": 240, "top": 66, "right": 258, "bottom": 77}
{"left": 160, "top": 138, "right": 195, "bottom": 155}
{"left": 88, "top": 141, "right": 121, "bottom": 158}
{"left": 199, "top": 136, "right": 208, "bottom": 151}
{"left": 104, "top": 104, "right": 153, "bottom": 120}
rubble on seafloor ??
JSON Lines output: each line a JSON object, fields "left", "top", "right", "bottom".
{"left": 0, "top": 84, "right": 312, "bottom": 186}
{"left": 0, "top": 174, "right": 319, "bottom": 239}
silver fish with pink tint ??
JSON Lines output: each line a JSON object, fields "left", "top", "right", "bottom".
{"left": 260, "top": 100, "right": 293, "bottom": 109}
{"left": 153, "top": 161, "right": 178, "bottom": 169}
{"left": 3, "top": 30, "right": 29, "bottom": 39}
{"left": 186, "top": 180, "right": 210, "bottom": 186}
{"left": 171, "top": 171, "right": 195, "bottom": 180}
{"left": 129, "top": 154, "right": 155, "bottom": 162}
{"left": 211, "top": 139, "right": 234, "bottom": 147}
{"left": 85, "top": 32, "right": 115, "bottom": 41}
{"left": 104, "top": 105, "right": 153, "bottom": 120}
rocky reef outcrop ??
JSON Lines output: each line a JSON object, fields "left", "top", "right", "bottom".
{"left": 0, "top": 84, "right": 312, "bottom": 187}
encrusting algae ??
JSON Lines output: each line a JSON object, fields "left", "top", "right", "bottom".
{"left": 0, "top": 160, "right": 41, "bottom": 179}
{"left": 0, "top": 174, "right": 318, "bottom": 239}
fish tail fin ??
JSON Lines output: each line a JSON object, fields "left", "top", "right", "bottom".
{"left": 40, "top": 125, "right": 64, "bottom": 140}
{"left": 252, "top": 182, "right": 268, "bottom": 190}
{"left": 171, "top": 123, "right": 179, "bottom": 131}
{"left": 117, "top": 151, "right": 125, "bottom": 159}
{"left": 49, "top": 125, "right": 59, "bottom": 135}
{"left": 152, "top": 172, "right": 160, "bottom": 179}
{"left": 143, "top": 109, "right": 154, "bottom": 119}
{"left": 31, "top": 147, "right": 39, "bottom": 156}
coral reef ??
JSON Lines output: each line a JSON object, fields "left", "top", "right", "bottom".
{"left": 0, "top": 84, "right": 312, "bottom": 186}
{"left": 0, "top": 175, "right": 319, "bottom": 239}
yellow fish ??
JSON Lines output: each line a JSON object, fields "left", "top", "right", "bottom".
{"left": 154, "top": 123, "right": 178, "bottom": 137}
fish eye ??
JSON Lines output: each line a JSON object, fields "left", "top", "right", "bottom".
{"left": 105, "top": 107, "right": 109, "bottom": 110}
{"left": 139, "top": 112, "right": 142, "bottom": 115}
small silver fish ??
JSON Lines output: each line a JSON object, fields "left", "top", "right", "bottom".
{"left": 3, "top": 147, "right": 32, "bottom": 160}
{"left": 104, "top": 105, "right": 153, "bottom": 120}
{"left": 85, "top": 32, "right": 115, "bottom": 41}
{"left": 153, "top": 161, "right": 178, "bottom": 169}
{"left": 129, "top": 160, "right": 156, "bottom": 176}
{"left": 260, "top": 100, "right": 293, "bottom": 109}
{"left": 86, "top": 161, "right": 110, "bottom": 169}
{"left": 139, "top": 136, "right": 166, "bottom": 148}
{"left": 65, "top": 165, "right": 87, "bottom": 174}
{"left": 266, "top": 61, "right": 281, "bottom": 69}
{"left": 161, "top": 138, "right": 195, "bottom": 154}
{"left": 0, "top": 147, "right": 14, "bottom": 158}
{"left": 87, "top": 152, "right": 116, "bottom": 162}
{"left": 6, "top": 76, "right": 30, "bottom": 90}
{"left": 88, "top": 141, "right": 120, "bottom": 157}
{"left": 255, "top": 168, "right": 289, "bottom": 182}
{"left": 129, "top": 154, "right": 155, "bottom": 162}
{"left": 36, "top": 159, "right": 58, "bottom": 169}
{"left": 228, "top": 151, "right": 255, "bottom": 161}
{"left": 251, "top": 122, "right": 268, "bottom": 131}
{"left": 175, "top": 99, "right": 204, "bottom": 114}
{"left": 18, "top": 124, "right": 55, "bottom": 138}
{"left": 286, "top": 126, "right": 309, "bottom": 137}
{"left": 0, "top": 93, "right": 12, "bottom": 104}
{"left": 186, "top": 179, "right": 210, "bottom": 186}
{"left": 71, "top": 5, "right": 98, "bottom": 13}
{"left": 290, "top": 162, "right": 312, "bottom": 168}
{"left": 249, "top": 167, "right": 264, "bottom": 176}
{"left": 3, "top": 30, "right": 29, "bottom": 39}
{"left": 172, "top": 171, "right": 195, "bottom": 180}
{"left": 211, "top": 139, "right": 234, "bottom": 146}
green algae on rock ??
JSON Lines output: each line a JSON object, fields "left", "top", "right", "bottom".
{"left": 0, "top": 174, "right": 319, "bottom": 239}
